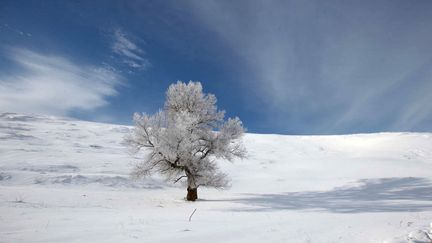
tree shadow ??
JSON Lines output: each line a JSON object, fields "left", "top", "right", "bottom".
{"left": 227, "top": 177, "right": 432, "bottom": 213}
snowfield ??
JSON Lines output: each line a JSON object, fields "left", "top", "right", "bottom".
{"left": 1, "top": 112, "right": 432, "bottom": 243}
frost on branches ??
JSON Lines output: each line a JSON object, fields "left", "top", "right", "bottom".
{"left": 126, "top": 81, "right": 246, "bottom": 201}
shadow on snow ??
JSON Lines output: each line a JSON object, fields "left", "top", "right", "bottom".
{"left": 225, "top": 177, "right": 432, "bottom": 213}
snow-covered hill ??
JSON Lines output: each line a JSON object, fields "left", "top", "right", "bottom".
{"left": 1, "top": 112, "right": 431, "bottom": 242}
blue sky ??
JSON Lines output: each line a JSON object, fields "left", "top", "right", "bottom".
{"left": 1, "top": 0, "right": 431, "bottom": 134}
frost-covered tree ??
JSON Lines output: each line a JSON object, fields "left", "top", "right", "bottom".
{"left": 126, "top": 81, "right": 246, "bottom": 201}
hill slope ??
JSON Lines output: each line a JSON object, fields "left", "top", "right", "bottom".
{"left": 1, "top": 112, "right": 432, "bottom": 242}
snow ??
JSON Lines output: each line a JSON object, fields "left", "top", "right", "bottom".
{"left": 1, "top": 112, "right": 432, "bottom": 242}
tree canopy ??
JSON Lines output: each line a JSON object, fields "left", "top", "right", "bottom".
{"left": 126, "top": 81, "right": 246, "bottom": 200}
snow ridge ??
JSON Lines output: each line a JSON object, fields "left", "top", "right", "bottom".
{"left": 1, "top": 113, "right": 432, "bottom": 242}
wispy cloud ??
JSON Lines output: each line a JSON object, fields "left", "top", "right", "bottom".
{"left": 112, "top": 28, "right": 150, "bottom": 70}
{"left": 0, "top": 48, "right": 123, "bottom": 116}
{"left": 186, "top": 0, "right": 432, "bottom": 133}
{"left": 1, "top": 23, "right": 32, "bottom": 37}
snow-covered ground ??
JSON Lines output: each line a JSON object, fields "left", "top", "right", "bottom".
{"left": 1, "top": 112, "right": 431, "bottom": 243}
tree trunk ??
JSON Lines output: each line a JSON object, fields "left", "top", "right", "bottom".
{"left": 187, "top": 187, "right": 198, "bottom": 201}
{"left": 186, "top": 172, "right": 198, "bottom": 201}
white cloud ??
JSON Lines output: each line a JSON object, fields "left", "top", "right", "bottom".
{"left": 112, "top": 28, "right": 150, "bottom": 70}
{"left": 0, "top": 48, "right": 123, "bottom": 116}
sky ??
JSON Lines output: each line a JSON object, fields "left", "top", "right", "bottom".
{"left": 0, "top": 0, "right": 431, "bottom": 135}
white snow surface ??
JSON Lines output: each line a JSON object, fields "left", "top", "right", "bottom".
{"left": 1, "top": 112, "right": 432, "bottom": 243}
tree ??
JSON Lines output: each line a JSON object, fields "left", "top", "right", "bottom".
{"left": 126, "top": 81, "right": 246, "bottom": 201}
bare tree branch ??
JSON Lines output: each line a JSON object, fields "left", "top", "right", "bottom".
{"left": 174, "top": 175, "right": 187, "bottom": 184}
